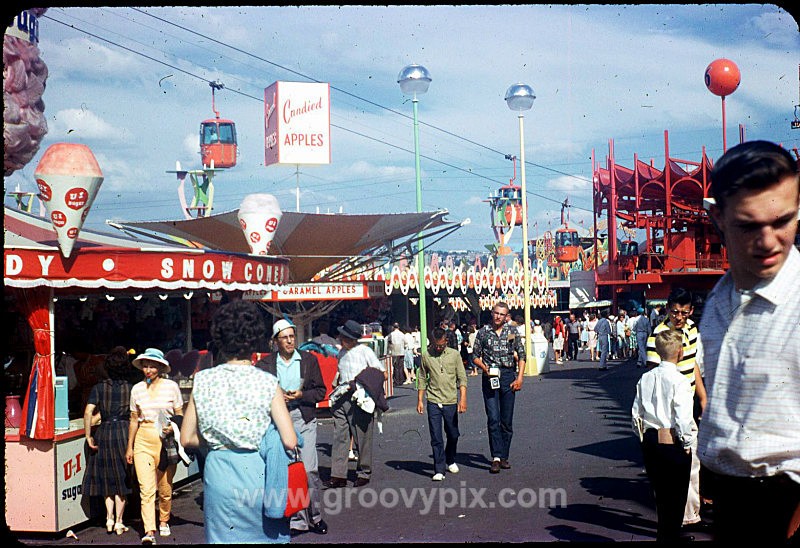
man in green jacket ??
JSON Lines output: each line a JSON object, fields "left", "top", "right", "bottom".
{"left": 417, "top": 326, "right": 467, "bottom": 481}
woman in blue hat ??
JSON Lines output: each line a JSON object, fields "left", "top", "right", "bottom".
{"left": 126, "top": 347, "right": 183, "bottom": 544}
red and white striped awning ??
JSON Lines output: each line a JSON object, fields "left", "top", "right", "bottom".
{"left": 4, "top": 207, "right": 288, "bottom": 291}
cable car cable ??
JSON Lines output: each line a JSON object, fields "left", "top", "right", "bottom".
{"left": 44, "top": 12, "right": 593, "bottom": 213}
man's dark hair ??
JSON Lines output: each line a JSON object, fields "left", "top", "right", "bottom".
{"left": 711, "top": 140, "right": 799, "bottom": 211}
{"left": 600, "top": 309, "right": 608, "bottom": 319}
{"left": 667, "top": 287, "right": 693, "bottom": 307}
{"left": 431, "top": 326, "right": 446, "bottom": 341}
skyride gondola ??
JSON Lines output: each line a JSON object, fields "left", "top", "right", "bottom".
{"left": 168, "top": 81, "right": 237, "bottom": 220}
{"left": 555, "top": 197, "right": 580, "bottom": 263}
{"left": 486, "top": 156, "right": 524, "bottom": 255}
{"left": 200, "top": 80, "right": 237, "bottom": 169}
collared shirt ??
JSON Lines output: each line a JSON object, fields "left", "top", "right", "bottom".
{"left": 616, "top": 318, "right": 627, "bottom": 337}
{"left": 595, "top": 317, "right": 612, "bottom": 339}
{"left": 337, "top": 343, "right": 385, "bottom": 384}
{"left": 631, "top": 361, "right": 695, "bottom": 449}
{"left": 473, "top": 322, "right": 525, "bottom": 370}
{"left": 419, "top": 347, "right": 467, "bottom": 405}
{"left": 130, "top": 378, "right": 183, "bottom": 423}
{"left": 276, "top": 350, "right": 302, "bottom": 392}
{"left": 387, "top": 328, "right": 405, "bottom": 356}
{"left": 697, "top": 246, "right": 800, "bottom": 483}
{"left": 646, "top": 318, "right": 702, "bottom": 392}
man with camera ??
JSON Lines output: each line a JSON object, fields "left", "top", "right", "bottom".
{"left": 472, "top": 302, "right": 526, "bottom": 474}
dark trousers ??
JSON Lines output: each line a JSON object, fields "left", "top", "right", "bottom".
{"left": 641, "top": 430, "right": 691, "bottom": 542}
{"left": 392, "top": 355, "right": 405, "bottom": 385}
{"left": 712, "top": 473, "right": 800, "bottom": 544}
{"left": 481, "top": 367, "right": 516, "bottom": 460}
{"left": 567, "top": 334, "right": 579, "bottom": 360}
{"left": 427, "top": 401, "right": 459, "bottom": 474}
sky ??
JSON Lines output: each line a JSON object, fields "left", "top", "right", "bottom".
{"left": 4, "top": 4, "right": 800, "bottom": 253}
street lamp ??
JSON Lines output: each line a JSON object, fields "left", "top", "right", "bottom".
{"left": 398, "top": 64, "right": 431, "bottom": 355}
{"left": 505, "top": 83, "right": 536, "bottom": 374}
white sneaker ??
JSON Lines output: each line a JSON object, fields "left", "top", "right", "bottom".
{"left": 447, "top": 463, "right": 460, "bottom": 474}
{"left": 348, "top": 450, "right": 358, "bottom": 461}
{"left": 432, "top": 473, "right": 445, "bottom": 481}
{"left": 159, "top": 524, "right": 170, "bottom": 537}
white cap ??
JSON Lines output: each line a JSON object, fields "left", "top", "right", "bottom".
{"left": 272, "top": 318, "right": 295, "bottom": 338}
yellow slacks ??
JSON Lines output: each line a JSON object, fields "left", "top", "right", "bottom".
{"left": 133, "top": 423, "right": 176, "bottom": 532}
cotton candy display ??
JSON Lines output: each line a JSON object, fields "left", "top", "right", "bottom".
{"left": 4, "top": 9, "right": 49, "bottom": 176}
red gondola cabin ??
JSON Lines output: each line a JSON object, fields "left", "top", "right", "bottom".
{"left": 200, "top": 118, "right": 237, "bottom": 169}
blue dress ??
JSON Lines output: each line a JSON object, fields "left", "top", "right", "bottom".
{"left": 192, "top": 363, "right": 289, "bottom": 544}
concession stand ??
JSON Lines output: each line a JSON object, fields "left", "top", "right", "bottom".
{"left": 3, "top": 205, "right": 289, "bottom": 533}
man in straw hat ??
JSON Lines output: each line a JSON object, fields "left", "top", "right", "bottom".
{"left": 256, "top": 319, "right": 328, "bottom": 536}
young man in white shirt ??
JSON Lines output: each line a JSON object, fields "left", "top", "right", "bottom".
{"left": 698, "top": 140, "right": 800, "bottom": 544}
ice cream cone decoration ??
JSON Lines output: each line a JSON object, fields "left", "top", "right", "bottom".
{"left": 237, "top": 193, "right": 282, "bottom": 255}
{"left": 33, "top": 143, "right": 103, "bottom": 258}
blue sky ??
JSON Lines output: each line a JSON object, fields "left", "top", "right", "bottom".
{"left": 5, "top": 5, "right": 799, "bottom": 252}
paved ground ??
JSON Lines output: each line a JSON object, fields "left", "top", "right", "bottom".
{"left": 9, "top": 350, "right": 713, "bottom": 544}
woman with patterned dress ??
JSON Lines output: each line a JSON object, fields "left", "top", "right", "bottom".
{"left": 181, "top": 300, "right": 297, "bottom": 544}
{"left": 82, "top": 346, "right": 137, "bottom": 536}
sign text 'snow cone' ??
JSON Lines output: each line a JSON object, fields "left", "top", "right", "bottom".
{"left": 33, "top": 143, "right": 103, "bottom": 258}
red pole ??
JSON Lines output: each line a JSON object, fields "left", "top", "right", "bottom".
{"left": 721, "top": 95, "right": 727, "bottom": 153}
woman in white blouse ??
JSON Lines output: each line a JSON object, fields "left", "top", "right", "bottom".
{"left": 181, "top": 300, "right": 296, "bottom": 544}
{"left": 126, "top": 348, "right": 183, "bottom": 544}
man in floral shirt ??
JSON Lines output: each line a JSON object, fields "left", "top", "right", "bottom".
{"left": 472, "top": 302, "right": 526, "bottom": 474}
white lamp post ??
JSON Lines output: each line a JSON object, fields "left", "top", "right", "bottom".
{"left": 398, "top": 64, "right": 432, "bottom": 355}
{"left": 505, "top": 83, "right": 536, "bottom": 374}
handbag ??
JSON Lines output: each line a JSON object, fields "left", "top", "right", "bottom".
{"left": 285, "top": 447, "right": 309, "bottom": 518}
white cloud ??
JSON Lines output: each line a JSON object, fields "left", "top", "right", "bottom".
{"left": 183, "top": 133, "right": 199, "bottom": 160}
{"left": 48, "top": 108, "right": 120, "bottom": 140}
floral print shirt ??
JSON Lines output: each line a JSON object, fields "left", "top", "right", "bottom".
{"left": 191, "top": 363, "right": 278, "bottom": 451}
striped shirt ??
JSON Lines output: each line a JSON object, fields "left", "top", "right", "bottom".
{"left": 697, "top": 246, "right": 800, "bottom": 483}
{"left": 130, "top": 378, "right": 183, "bottom": 423}
{"left": 646, "top": 318, "right": 701, "bottom": 392}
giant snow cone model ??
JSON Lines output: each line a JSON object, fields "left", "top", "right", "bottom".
{"left": 238, "top": 193, "right": 282, "bottom": 255}
{"left": 4, "top": 9, "right": 49, "bottom": 176}
{"left": 34, "top": 143, "right": 104, "bottom": 258}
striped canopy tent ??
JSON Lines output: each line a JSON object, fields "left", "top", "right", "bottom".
{"left": 4, "top": 206, "right": 289, "bottom": 439}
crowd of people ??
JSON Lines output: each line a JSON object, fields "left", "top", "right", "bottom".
{"left": 78, "top": 140, "right": 797, "bottom": 544}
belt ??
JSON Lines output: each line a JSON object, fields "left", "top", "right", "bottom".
{"left": 103, "top": 417, "right": 129, "bottom": 423}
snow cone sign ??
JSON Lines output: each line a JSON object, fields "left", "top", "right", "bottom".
{"left": 237, "top": 193, "right": 282, "bottom": 255}
{"left": 33, "top": 143, "right": 103, "bottom": 258}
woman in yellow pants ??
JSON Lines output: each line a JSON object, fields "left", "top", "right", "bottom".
{"left": 126, "top": 348, "right": 183, "bottom": 545}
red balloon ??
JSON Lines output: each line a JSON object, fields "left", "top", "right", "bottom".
{"left": 705, "top": 58, "right": 740, "bottom": 97}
